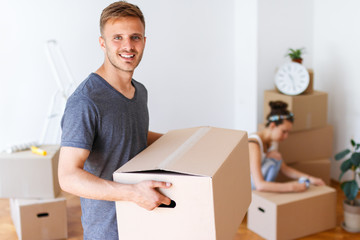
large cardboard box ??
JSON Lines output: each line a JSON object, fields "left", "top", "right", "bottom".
{"left": 276, "top": 158, "right": 331, "bottom": 185}
{"left": 0, "top": 145, "right": 61, "bottom": 198}
{"left": 247, "top": 185, "right": 336, "bottom": 240}
{"left": 10, "top": 195, "right": 68, "bottom": 240}
{"left": 279, "top": 125, "right": 333, "bottom": 164}
{"left": 264, "top": 90, "right": 328, "bottom": 132}
{"left": 113, "top": 126, "right": 251, "bottom": 240}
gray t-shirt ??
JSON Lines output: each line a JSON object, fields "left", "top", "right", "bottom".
{"left": 61, "top": 73, "right": 149, "bottom": 240}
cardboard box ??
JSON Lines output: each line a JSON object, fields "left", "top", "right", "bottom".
{"left": 0, "top": 145, "right": 61, "bottom": 198}
{"left": 302, "top": 68, "right": 314, "bottom": 94}
{"left": 113, "top": 126, "right": 251, "bottom": 240}
{"left": 276, "top": 158, "right": 331, "bottom": 185}
{"left": 279, "top": 125, "right": 333, "bottom": 164}
{"left": 10, "top": 195, "right": 68, "bottom": 240}
{"left": 247, "top": 185, "right": 336, "bottom": 240}
{"left": 264, "top": 90, "right": 328, "bottom": 132}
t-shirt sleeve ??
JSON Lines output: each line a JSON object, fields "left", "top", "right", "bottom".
{"left": 60, "top": 94, "right": 97, "bottom": 151}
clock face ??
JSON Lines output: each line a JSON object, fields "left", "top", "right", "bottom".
{"left": 274, "top": 62, "right": 310, "bottom": 95}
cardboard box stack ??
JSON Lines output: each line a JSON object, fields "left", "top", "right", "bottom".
{"left": 247, "top": 85, "right": 337, "bottom": 239}
{"left": 113, "top": 126, "right": 252, "bottom": 240}
{"left": 263, "top": 89, "right": 333, "bottom": 185}
{"left": 0, "top": 145, "right": 68, "bottom": 240}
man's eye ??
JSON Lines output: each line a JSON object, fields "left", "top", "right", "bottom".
{"left": 132, "top": 36, "right": 141, "bottom": 40}
{"left": 114, "top": 36, "right": 122, "bottom": 40}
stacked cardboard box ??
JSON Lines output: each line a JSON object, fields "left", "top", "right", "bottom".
{"left": 247, "top": 75, "right": 336, "bottom": 239}
{"left": 0, "top": 145, "right": 68, "bottom": 240}
{"left": 263, "top": 89, "right": 333, "bottom": 185}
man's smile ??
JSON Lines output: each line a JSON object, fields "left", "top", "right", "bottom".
{"left": 119, "top": 53, "right": 135, "bottom": 59}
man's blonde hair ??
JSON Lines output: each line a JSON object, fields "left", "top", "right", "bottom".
{"left": 100, "top": 1, "right": 145, "bottom": 35}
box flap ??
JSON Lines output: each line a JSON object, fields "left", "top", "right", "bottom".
{"left": 115, "top": 127, "right": 247, "bottom": 177}
{"left": 253, "top": 185, "right": 335, "bottom": 205}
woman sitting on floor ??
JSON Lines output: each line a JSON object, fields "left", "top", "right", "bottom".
{"left": 249, "top": 100, "right": 325, "bottom": 192}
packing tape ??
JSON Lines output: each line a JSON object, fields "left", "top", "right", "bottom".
{"left": 158, "top": 127, "right": 211, "bottom": 169}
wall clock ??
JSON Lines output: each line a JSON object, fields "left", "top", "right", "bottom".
{"left": 274, "top": 62, "right": 310, "bottom": 95}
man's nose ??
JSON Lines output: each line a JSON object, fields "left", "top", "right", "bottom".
{"left": 122, "top": 37, "right": 134, "bottom": 51}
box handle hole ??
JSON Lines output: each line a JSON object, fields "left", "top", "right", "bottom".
{"left": 37, "top": 213, "right": 49, "bottom": 218}
{"left": 258, "top": 207, "right": 265, "bottom": 213}
{"left": 159, "top": 200, "right": 176, "bottom": 208}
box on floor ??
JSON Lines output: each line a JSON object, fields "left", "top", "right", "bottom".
{"left": 247, "top": 185, "right": 336, "bottom": 240}
{"left": 276, "top": 158, "right": 331, "bottom": 185}
{"left": 113, "top": 126, "right": 251, "bottom": 240}
{"left": 0, "top": 145, "right": 61, "bottom": 198}
{"left": 263, "top": 90, "right": 328, "bottom": 132}
{"left": 10, "top": 195, "right": 68, "bottom": 240}
{"left": 278, "top": 125, "right": 333, "bottom": 164}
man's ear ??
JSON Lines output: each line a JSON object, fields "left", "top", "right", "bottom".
{"left": 99, "top": 36, "right": 106, "bottom": 51}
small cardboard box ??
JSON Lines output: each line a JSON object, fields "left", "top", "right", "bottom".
{"left": 278, "top": 125, "right": 333, "bottom": 164}
{"left": 247, "top": 185, "right": 336, "bottom": 240}
{"left": 276, "top": 158, "right": 331, "bottom": 185}
{"left": 0, "top": 145, "right": 61, "bottom": 198}
{"left": 113, "top": 126, "right": 251, "bottom": 240}
{"left": 264, "top": 90, "right": 328, "bottom": 132}
{"left": 10, "top": 195, "right": 68, "bottom": 240}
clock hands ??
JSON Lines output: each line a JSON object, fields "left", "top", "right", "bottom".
{"left": 288, "top": 73, "right": 296, "bottom": 92}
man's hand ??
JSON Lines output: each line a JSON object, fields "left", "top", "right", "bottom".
{"left": 131, "top": 180, "right": 172, "bottom": 211}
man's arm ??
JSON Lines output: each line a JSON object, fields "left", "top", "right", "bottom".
{"left": 147, "top": 131, "right": 163, "bottom": 146}
{"left": 58, "top": 146, "right": 172, "bottom": 210}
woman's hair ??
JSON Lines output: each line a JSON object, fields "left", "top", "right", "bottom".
{"left": 100, "top": 1, "right": 145, "bottom": 36}
{"left": 265, "top": 101, "right": 294, "bottom": 127}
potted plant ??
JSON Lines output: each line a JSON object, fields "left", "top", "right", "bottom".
{"left": 335, "top": 138, "right": 360, "bottom": 232}
{"left": 285, "top": 48, "right": 305, "bottom": 64}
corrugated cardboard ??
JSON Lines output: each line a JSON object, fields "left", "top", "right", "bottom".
{"left": 113, "top": 126, "right": 251, "bottom": 240}
{"left": 247, "top": 185, "right": 336, "bottom": 240}
{"left": 0, "top": 145, "right": 60, "bottom": 198}
{"left": 264, "top": 90, "right": 328, "bottom": 132}
{"left": 276, "top": 158, "right": 331, "bottom": 185}
{"left": 278, "top": 125, "right": 333, "bottom": 164}
{"left": 303, "top": 68, "right": 314, "bottom": 94}
{"left": 10, "top": 195, "right": 68, "bottom": 240}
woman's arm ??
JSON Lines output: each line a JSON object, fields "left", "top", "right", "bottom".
{"left": 249, "top": 141, "right": 307, "bottom": 193}
{"left": 280, "top": 162, "right": 326, "bottom": 186}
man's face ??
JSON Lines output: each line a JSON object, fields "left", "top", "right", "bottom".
{"left": 100, "top": 17, "right": 146, "bottom": 73}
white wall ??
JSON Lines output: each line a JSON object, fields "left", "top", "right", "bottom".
{"left": 257, "top": 0, "right": 314, "bottom": 123}
{"left": 0, "top": 0, "right": 257, "bottom": 150}
{"left": 314, "top": 0, "right": 360, "bottom": 181}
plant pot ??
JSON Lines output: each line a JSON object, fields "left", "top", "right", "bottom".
{"left": 342, "top": 199, "right": 360, "bottom": 232}
{"left": 291, "top": 58, "right": 303, "bottom": 64}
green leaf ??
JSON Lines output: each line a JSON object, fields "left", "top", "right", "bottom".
{"left": 351, "top": 152, "right": 360, "bottom": 167}
{"left": 341, "top": 180, "right": 359, "bottom": 201}
{"left": 335, "top": 149, "right": 351, "bottom": 160}
{"left": 356, "top": 144, "right": 360, "bottom": 151}
{"left": 340, "top": 159, "right": 353, "bottom": 173}
{"left": 351, "top": 139, "right": 356, "bottom": 147}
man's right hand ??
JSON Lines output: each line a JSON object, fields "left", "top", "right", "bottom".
{"left": 131, "top": 180, "right": 172, "bottom": 211}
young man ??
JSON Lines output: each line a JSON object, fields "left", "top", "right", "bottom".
{"left": 58, "top": 2, "right": 172, "bottom": 239}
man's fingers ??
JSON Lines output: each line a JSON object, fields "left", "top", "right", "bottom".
{"left": 150, "top": 181, "right": 172, "bottom": 189}
{"left": 161, "top": 196, "right": 172, "bottom": 206}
